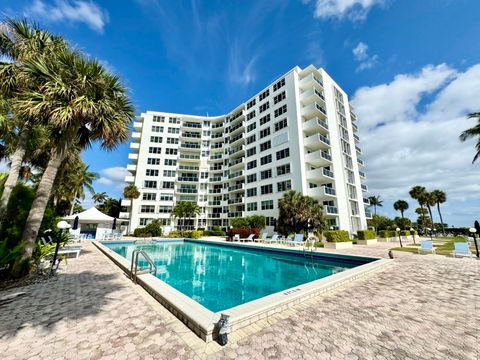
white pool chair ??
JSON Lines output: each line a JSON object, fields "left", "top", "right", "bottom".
{"left": 451, "top": 242, "right": 474, "bottom": 258}
{"left": 418, "top": 240, "right": 435, "bottom": 254}
{"left": 264, "top": 234, "right": 279, "bottom": 244}
{"left": 258, "top": 232, "right": 268, "bottom": 242}
{"left": 240, "top": 234, "right": 255, "bottom": 242}
{"left": 287, "top": 234, "right": 304, "bottom": 246}
{"left": 233, "top": 234, "right": 240, "bottom": 242}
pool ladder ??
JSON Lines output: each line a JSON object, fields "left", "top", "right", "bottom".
{"left": 130, "top": 249, "right": 157, "bottom": 284}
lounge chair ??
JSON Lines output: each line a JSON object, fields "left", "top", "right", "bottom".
{"left": 287, "top": 234, "right": 304, "bottom": 246}
{"left": 232, "top": 234, "right": 240, "bottom": 242}
{"left": 240, "top": 234, "right": 255, "bottom": 242}
{"left": 451, "top": 242, "right": 474, "bottom": 258}
{"left": 258, "top": 232, "right": 268, "bottom": 242}
{"left": 418, "top": 240, "right": 435, "bottom": 254}
{"left": 264, "top": 234, "right": 279, "bottom": 244}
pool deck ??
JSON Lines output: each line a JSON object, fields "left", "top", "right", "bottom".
{"left": 0, "top": 239, "right": 478, "bottom": 359}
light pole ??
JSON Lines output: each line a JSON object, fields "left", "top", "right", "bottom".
{"left": 410, "top": 227, "right": 416, "bottom": 244}
{"left": 468, "top": 227, "right": 479, "bottom": 258}
{"left": 50, "top": 220, "right": 71, "bottom": 276}
{"left": 396, "top": 227, "right": 403, "bottom": 248}
{"left": 426, "top": 227, "right": 433, "bottom": 240}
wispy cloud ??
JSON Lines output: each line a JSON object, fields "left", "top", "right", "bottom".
{"left": 352, "top": 41, "right": 378, "bottom": 71}
{"left": 24, "top": 0, "right": 109, "bottom": 33}
{"left": 303, "top": 0, "right": 386, "bottom": 21}
{"left": 96, "top": 166, "right": 130, "bottom": 191}
{"left": 352, "top": 63, "right": 480, "bottom": 225}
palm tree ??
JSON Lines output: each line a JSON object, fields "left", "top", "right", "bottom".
{"left": 98, "top": 197, "right": 122, "bottom": 218}
{"left": 431, "top": 189, "right": 446, "bottom": 235}
{"left": 460, "top": 112, "right": 480, "bottom": 163}
{"left": 184, "top": 202, "right": 200, "bottom": 229}
{"left": 92, "top": 192, "right": 108, "bottom": 205}
{"left": 0, "top": 19, "right": 68, "bottom": 219}
{"left": 409, "top": 186, "right": 428, "bottom": 233}
{"left": 12, "top": 45, "right": 133, "bottom": 274}
{"left": 123, "top": 184, "right": 140, "bottom": 201}
{"left": 171, "top": 202, "right": 188, "bottom": 230}
{"left": 425, "top": 192, "right": 437, "bottom": 236}
{"left": 67, "top": 164, "right": 97, "bottom": 214}
{"left": 368, "top": 195, "right": 383, "bottom": 215}
{"left": 393, "top": 200, "right": 409, "bottom": 219}
{"left": 278, "top": 190, "right": 325, "bottom": 235}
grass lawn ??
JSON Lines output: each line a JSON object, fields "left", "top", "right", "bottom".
{"left": 390, "top": 236, "right": 475, "bottom": 256}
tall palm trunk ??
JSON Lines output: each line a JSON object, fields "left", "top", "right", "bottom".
{"left": 69, "top": 191, "right": 77, "bottom": 215}
{"left": 436, "top": 203, "right": 445, "bottom": 236}
{"left": 420, "top": 204, "right": 427, "bottom": 233}
{"left": 12, "top": 147, "right": 65, "bottom": 276}
{"left": 0, "top": 129, "right": 29, "bottom": 220}
{"left": 426, "top": 204, "right": 436, "bottom": 237}
{"left": 400, "top": 210, "right": 404, "bottom": 219}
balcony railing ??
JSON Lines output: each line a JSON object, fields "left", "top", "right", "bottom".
{"left": 228, "top": 184, "right": 244, "bottom": 191}
{"left": 357, "top": 158, "right": 364, "bottom": 166}
{"left": 323, "top": 187, "right": 336, "bottom": 196}
{"left": 208, "top": 189, "right": 222, "bottom": 194}
{"left": 177, "top": 176, "right": 199, "bottom": 182}
{"left": 325, "top": 206, "right": 338, "bottom": 214}
{"left": 182, "top": 122, "right": 202, "bottom": 129}
{"left": 177, "top": 188, "right": 198, "bottom": 194}
{"left": 179, "top": 165, "right": 199, "bottom": 171}
{"left": 228, "top": 170, "right": 244, "bottom": 179}
{"left": 355, "top": 146, "right": 362, "bottom": 154}
{"left": 352, "top": 123, "right": 358, "bottom": 131}
{"left": 361, "top": 184, "right": 368, "bottom": 191}
{"left": 228, "top": 197, "right": 243, "bottom": 205}
{"left": 323, "top": 168, "right": 334, "bottom": 178}
{"left": 315, "top": 103, "right": 327, "bottom": 116}
{"left": 179, "top": 154, "right": 200, "bottom": 160}
{"left": 180, "top": 143, "right": 201, "bottom": 149}
{"left": 208, "top": 177, "right": 222, "bottom": 182}
{"left": 359, "top": 171, "right": 366, "bottom": 178}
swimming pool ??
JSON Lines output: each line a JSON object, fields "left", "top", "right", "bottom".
{"left": 104, "top": 240, "right": 372, "bottom": 312}
{"left": 95, "top": 239, "right": 389, "bottom": 341}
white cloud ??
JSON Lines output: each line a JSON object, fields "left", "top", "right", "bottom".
{"left": 352, "top": 63, "right": 480, "bottom": 225}
{"left": 305, "top": 0, "right": 386, "bottom": 21}
{"left": 96, "top": 167, "right": 130, "bottom": 191}
{"left": 25, "top": 0, "right": 109, "bottom": 33}
{"left": 352, "top": 41, "right": 378, "bottom": 71}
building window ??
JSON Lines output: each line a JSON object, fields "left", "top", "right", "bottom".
{"left": 144, "top": 181, "right": 157, "bottom": 188}
{"left": 259, "top": 140, "right": 271, "bottom": 152}
{"left": 169, "top": 117, "right": 179, "bottom": 124}
{"left": 260, "top": 169, "right": 272, "bottom": 180}
{"left": 158, "top": 206, "right": 173, "bottom": 213}
{"left": 162, "top": 181, "right": 174, "bottom": 189}
{"left": 261, "top": 184, "right": 273, "bottom": 195}
{"left": 247, "top": 122, "right": 256, "bottom": 132}
{"left": 247, "top": 174, "right": 257, "bottom": 183}
{"left": 273, "top": 78, "right": 285, "bottom": 91}
{"left": 273, "top": 91, "right": 286, "bottom": 104}
{"left": 259, "top": 89, "right": 270, "bottom": 101}
{"left": 260, "top": 154, "right": 272, "bottom": 166}
{"left": 247, "top": 160, "right": 257, "bottom": 170}
{"left": 246, "top": 111, "right": 256, "bottom": 120}
{"left": 274, "top": 118, "right": 287, "bottom": 132}
{"left": 153, "top": 116, "right": 165, "bottom": 122}
{"left": 246, "top": 147, "right": 256, "bottom": 157}
{"left": 165, "top": 148, "right": 178, "bottom": 155}
{"left": 167, "top": 127, "right": 179, "bottom": 134}
{"left": 247, "top": 202, "right": 257, "bottom": 211}
{"left": 259, "top": 127, "right": 271, "bottom": 139}
{"left": 167, "top": 137, "right": 179, "bottom": 144}
{"left": 246, "top": 134, "right": 256, "bottom": 145}
{"left": 274, "top": 104, "right": 287, "bottom": 118}
{"left": 277, "top": 164, "right": 291, "bottom": 176}
{"left": 146, "top": 169, "right": 159, "bottom": 176}
{"left": 159, "top": 193, "right": 173, "bottom": 201}
{"left": 163, "top": 170, "right": 175, "bottom": 177}
{"left": 149, "top": 147, "right": 161, "bottom": 154}
{"left": 259, "top": 114, "right": 270, "bottom": 126}
{"left": 276, "top": 148, "right": 290, "bottom": 160}
{"left": 140, "top": 205, "right": 155, "bottom": 213}
{"left": 246, "top": 99, "right": 256, "bottom": 109}
{"left": 142, "top": 193, "right": 156, "bottom": 201}
{"left": 246, "top": 188, "right": 257, "bottom": 197}
{"left": 259, "top": 102, "right": 270, "bottom": 113}
{"left": 261, "top": 200, "right": 274, "bottom": 210}
{"left": 150, "top": 136, "right": 162, "bottom": 143}
{"left": 164, "top": 159, "right": 177, "bottom": 166}
{"left": 277, "top": 180, "right": 292, "bottom": 192}
{"left": 152, "top": 125, "right": 164, "bottom": 132}
{"left": 147, "top": 158, "right": 161, "bottom": 165}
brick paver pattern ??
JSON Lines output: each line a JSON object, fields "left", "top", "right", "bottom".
{"left": 0, "top": 241, "right": 478, "bottom": 360}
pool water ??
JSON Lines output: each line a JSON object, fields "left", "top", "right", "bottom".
{"left": 104, "top": 240, "right": 371, "bottom": 312}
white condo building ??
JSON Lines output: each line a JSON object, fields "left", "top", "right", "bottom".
{"left": 121, "top": 65, "right": 371, "bottom": 234}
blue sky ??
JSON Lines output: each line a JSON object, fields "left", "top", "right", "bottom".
{"left": 2, "top": 0, "right": 480, "bottom": 226}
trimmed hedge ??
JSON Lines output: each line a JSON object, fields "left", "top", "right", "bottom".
{"left": 324, "top": 230, "right": 350, "bottom": 243}
{"left": 378, "top": 230, "right": 398, "bottom": 238}
{"left": 227, "top": 228, "right": 260, "bottom": 240}
{"left": 203, "top": 226, "right": 226, "bottom": 236}
{"left": 133, "top": 220, "right": 162, "bottom": 237}
{"left": 399, "top": 230, "right": 411, "bottom": 236}
{"left": 168, "top": 230, "right": 203, "bottom": 239}
{"left": 357, "top": 230, "right": 376, "bottom": 240}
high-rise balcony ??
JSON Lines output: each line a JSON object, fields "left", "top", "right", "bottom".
{"left": 229, "top": 133, "right": 245, "bottom": 147}
{"left": 132, "top": 132, "right": 141, "bottom": 140}
{"left": 208, "top": 176, "right": 222, "bottom": 182}
{"left": 126, "top": 164, "right": 137, "bottom": 173}
{"left": 228, "top": 211, "right": 245, "bottom": 218}
{"left": 228, "top": 197, "right": 244, "bottom": 205}
{"left": 208, "top": 188, "right": 223, "bottom": 194}
{"left": 299, "top": 73, "right": 324, "bottom": 90}
{"left": 228, "top": 121, "right": 245, "bottom": 137}
{"left": 119, "top": 212, "right": 130, "bottom": 219}
{"left": 353, "top": 134, "right": 360, "bottom": 142}
{"left": 357, "top": 158, "right": 364, "bottom": 166}
{"left": 180, "top": 143, "right": 201, "bottom": 151}
{"left": 365, "top": 210, "right": 372, "bottom": 219}
{"left": 352, "top": 123, "right": 358, "bottom": 132}
{"left": 130, "top": 142, "right": 140, "bottom": 151}
{"left": 300, "top": 87, "right": 326, "bottom": 106}
{"left": 180, "top": 132, "right": 202, "bottom": 141}
{"left": 302, "top": 102, "right": 327, "bottom": 120}
{"left": 305, "top": 150, "right": 332, "bottom": 167}
{"left": 125, "top": 175, "right": 134, "bottom": 183}
{"left": 208, "top": 213, "right": 222, "bottom": 218}
{"left": 178, "top": 165, "right": 199, "bottom": 172}
{"left": 228, "top": 157, "right": 244, "bottom": 170}
{"left": 128, "top": 153, "right": 138, "bottom": 161}
{"left": 121, "top": 199, "right": 131, "bottom": 207}
{"left": 363, "top": 197, "right": 370, "bottom": 205}
{"left": 133, "top": 121, "right": 143, "bottom": 129}
{"left": 303, "top": 117, "right": 329, "bottom": 136}
{"left": 325, "top": 206, "right": 338, "bottom": 215}
{"left": 306, "top": 167, "right": 334, "bottom": 183}
{"left": 176, "top": 188, "right": 198, "bottom": 194}
{"left": 361, "top": 184, "right": 368, "bottom": 192}
{"left": 308, "top": 186, "right": 336, "bottom": 198}
{"left": 228, "top": 145, "right": 245, "bottom": 157}
{"left": 181, "top": 122, "right": 202, "bottom": 131}
{"left": 179, "top": 154, "right": 200, "bottom": 162}
{"left": 359, "top": 171, "right": 366, "bottom": 179}
{"left": 355, "top": 146, "right": 362, "bottom": 154}
{"left": 350, "top": 112, "right": 357, "bottom": 121}
{"left": 304, "top": 133, "right": 330, "bottom": 150}
{"left": 228, "top": 170, "right": 244, "bottom": 180}
{"left": 177, "top": 176, "right": 199, "bottom": 183}
{"left": 228, "top": 183, "right": 244, "bottom": 192}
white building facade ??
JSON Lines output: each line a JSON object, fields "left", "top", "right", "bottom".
{"left": 121, "top": 65, "right": 371, "bottom": 234}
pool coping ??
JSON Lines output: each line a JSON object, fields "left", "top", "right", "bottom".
{"left": 93, "top": 239, "right": 391, "bottom": 342}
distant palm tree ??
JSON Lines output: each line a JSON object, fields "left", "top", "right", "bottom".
{"left": 431, "top": 189, "right": 446, "bottom": 235}
{"left": 393, "top": 200, "right": 409, "bottom": 219}
{"left": 92, "top": 192, "right": 108, "bottom": 205}
{"left": 409, "top": 186, "right": 428, "bottom": 233}
{"left": 184, "top": 202, "right": 200, "bottom": 229}
{"left": 278, "top": 190, "right": 325, "bottom": 235}
{"left": 368, "top": 195, "right": 383, "bottom": 215}
{"left": 459, "top": 112, "right": 480, "bottom": 163}
{"left": 123, "top": 184, "right": 140, "bottom": 201}
{"left": 171, "top": 202, "right": 188, "bottom": 230}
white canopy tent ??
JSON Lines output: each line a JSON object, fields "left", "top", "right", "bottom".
{"left": 64, "top": 207, "right": 117, "bottom": 239}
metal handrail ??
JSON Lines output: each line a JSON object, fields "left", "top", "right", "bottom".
{"left": 130, "top": 249, "right": 157, "bottom": 284}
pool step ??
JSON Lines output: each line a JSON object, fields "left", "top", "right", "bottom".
{"left": 130, "top": 249, "right": 157, "bottom": 284}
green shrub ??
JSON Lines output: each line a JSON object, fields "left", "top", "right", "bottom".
{"left": 230, "top": 215, "right": 266, "bottom": 229}
{"left": 203, "top": 227, "right": 226, "bottom": 236}
{"left": 168, "top": 230, "right": 203, "bottom": 239}
{"left": 378, "top": 230, "right": 399, "bottom": 238}
{"left": 357, "top": 230, "right": 376, "bottom": 240}
{"left": 324, "top": 230, "right": 350, "bottom": 242}
{"left": 399, "top": 230, "right": 411, "bottom": 236}
{"left": 133, "top": 219, "right": 162, "bottom": 237}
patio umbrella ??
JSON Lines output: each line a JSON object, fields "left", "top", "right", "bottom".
{"left": 72, "top": 216, "right": 79, "bottom": 230}
{"left": 112, "top": 217, "right": 117, "bottom": 230}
